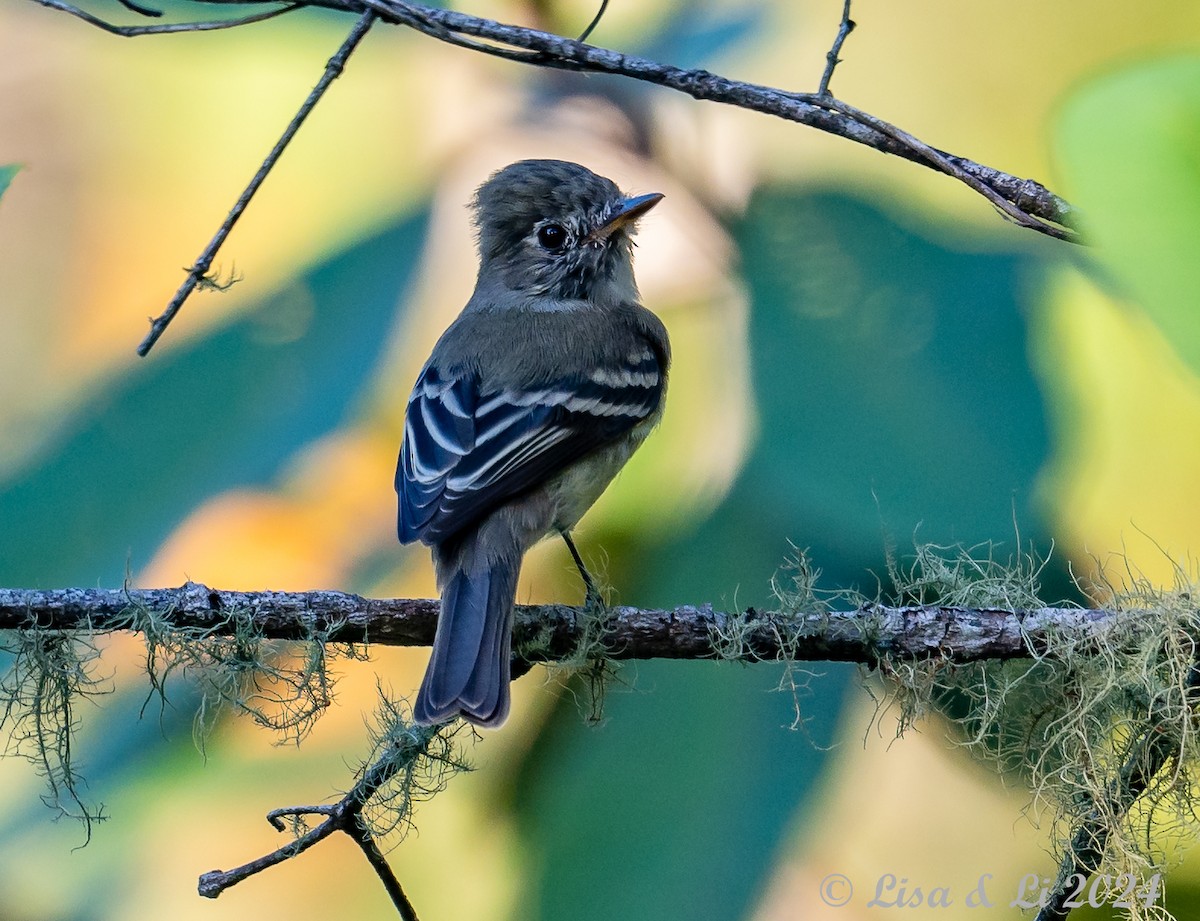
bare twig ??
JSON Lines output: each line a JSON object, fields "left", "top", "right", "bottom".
{"left": 134, "top": 9, "right": 376, "bottom": 356}
{"left": 0, "top": 583, "right": 1124, "bottom": 665}
{"left": 345, "top": 817, "right": 422, "bottom": 920}
{"left": 32, "top": 0, "right": 299, "bottom": 36}
{"left": 818, "top": 0, "right": 855, "bottom": 96}
{"left": 351, "top": 0, "right": 1076, "bottom": 233}
{"left": 29, "top": 0, "right": 1079, "bottom": 353}
{"left": 199, "top": 721, "right": 442, "bottom": 919}
{"left": 815, "top": 95, "right": 1074, "bottom": 240}
{"left": 115, "top": 0, "right": 160, "bottom": 17}
{"left": 576, "top": 0, "right": 608, "bottom": 44}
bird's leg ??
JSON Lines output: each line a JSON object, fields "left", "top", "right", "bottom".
{"left": 561, "top": 530, "right": 604, "bottom": 609}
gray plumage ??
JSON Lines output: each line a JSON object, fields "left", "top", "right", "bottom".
{"left": 396, "top": 159, "right": 670, "bottom": 727}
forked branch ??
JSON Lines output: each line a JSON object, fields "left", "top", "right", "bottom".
{"left": 198, "top": 718, "right": 448, "bottom": 920}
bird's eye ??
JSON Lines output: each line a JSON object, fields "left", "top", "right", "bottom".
{"left": 536, "top": 223, "right": 568, "bottom": 251}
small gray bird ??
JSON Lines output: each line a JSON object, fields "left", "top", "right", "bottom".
{"left": 395, "top": 159, "right": 669, "bottom": 728}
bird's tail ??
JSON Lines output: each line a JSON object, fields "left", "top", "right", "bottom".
{"left": 414, "top": 549, "right": 518, "bottom": 728}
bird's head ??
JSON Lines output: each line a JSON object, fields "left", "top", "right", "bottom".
{"left": 472, "top": 159, "right": 662, "bottom": 304}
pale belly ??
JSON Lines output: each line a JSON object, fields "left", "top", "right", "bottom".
{"left": 547, "top": 413, "right": 659, "bottom": 534}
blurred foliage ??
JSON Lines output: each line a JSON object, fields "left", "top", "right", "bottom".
{"left": 1056, "top": 55, "right": 1200, "bottom": 378}
{"left": 3, "top": 1, "right": 1200, "bottom": 920}
{"left": 511, "top": 188, "right": 1065, "bottom": 921}
{"left": 1035, "top": 52, "right": 1200, "bottom": 587}
{"left": 0, "top": 211, "right": 427, "bottom": 588}
{"left": 636, "top": 0, "right": 767, "bottom": 69}
{"left": 0, "top": 164, "right": 16, "bottom": 201}
{"left": 728, "top": 190, "right": 1061, "bottom": 576}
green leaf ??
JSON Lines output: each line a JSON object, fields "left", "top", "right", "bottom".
{"left": 1056, "top": 55, "right": 1200, "bottom": 375}
{"left": 0, "top": 207, "right": 429, "bottom": 586}
{"left": 0, "top": 164, "right": 18, "bottom": 201}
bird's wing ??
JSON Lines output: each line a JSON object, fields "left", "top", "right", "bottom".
{"left": 397, "top": 347, "right": 664, "bottom": 545}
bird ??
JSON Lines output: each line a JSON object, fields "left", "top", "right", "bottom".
{"left": 395, "top": 159, "right": 669, "bottom": 728}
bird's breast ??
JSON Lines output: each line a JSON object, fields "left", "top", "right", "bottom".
{"left": 545, "top": 408, "right": 662, "bottom": 533}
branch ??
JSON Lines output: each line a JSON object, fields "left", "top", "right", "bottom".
{"left": 0, "top": 583, "right": 1120, "bottom": 664}
{"left": 1034, "top": 658, "right": 1200, "bottom": 921}
{"left": 342, "top": 0, "right": 1078, "bottom": 237}
{"left": 198, "top": 718, "right": 446, "bottom": 920}
{"left": 818, "top": 0, "right": 855, "bottom": 97}
{"left": 4, "top": 581, "right": 1186, "bottom": 921}
{"left": 134, "top": 9, "right": 376, "bottom": 356}
{"left": 32, "top": 0, "right": 299, "bottom": 36}
{"left": 29, "top": 0, "right": 1079, "bottom": 355}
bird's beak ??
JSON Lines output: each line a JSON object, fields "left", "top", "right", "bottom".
{"left": 588, "top": 192, "right": 665, "bottom": 242}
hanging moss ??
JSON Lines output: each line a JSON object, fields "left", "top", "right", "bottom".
{"left": 0, "top": 625, "right": 108, "bottom": 842}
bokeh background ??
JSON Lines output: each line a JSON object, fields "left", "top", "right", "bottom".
{"left": 3, "top": 0, "right": 1200, "bottom": 918}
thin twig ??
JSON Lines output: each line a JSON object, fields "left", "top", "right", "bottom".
{"left": 812, "top": 95, "right": 1075, "bottom": 241}
{"left": 115, "top": 0, "right": 160, "bottom": 16}
{"left": 576, "top": 0, "right": 608, "bottom": 43}
{"left": 199, "top": 723, "right": 441, "bottom": 918}
{"left": 197, "top": 806, "right": 343, "bottom": 894}
{"left": 134, "top": 9, "right": 377, "bottom": 357}
{"left": 355, "top": 0, "right": 1077, "bottom": 236}
{"left": 817, "top": 0, "right": 855, "bottom": 96}
{"left": 32, "top": 0, "right": 299, "bottom": 36}
{"left": 346, "top": 819, "right": 422, "bottom": 921}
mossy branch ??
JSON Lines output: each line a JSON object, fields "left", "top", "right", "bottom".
{"left": 3, "top": 562, "right": 1197, "bottom": 921}
{"left": 0, "top": 583, "right": 1120, "bottom": 665}
{"left": 1033, "top": 647, "right": 1200, "bottom": 921}
{"left": 199, "top": 690, "right": 467, "bottom": 918}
